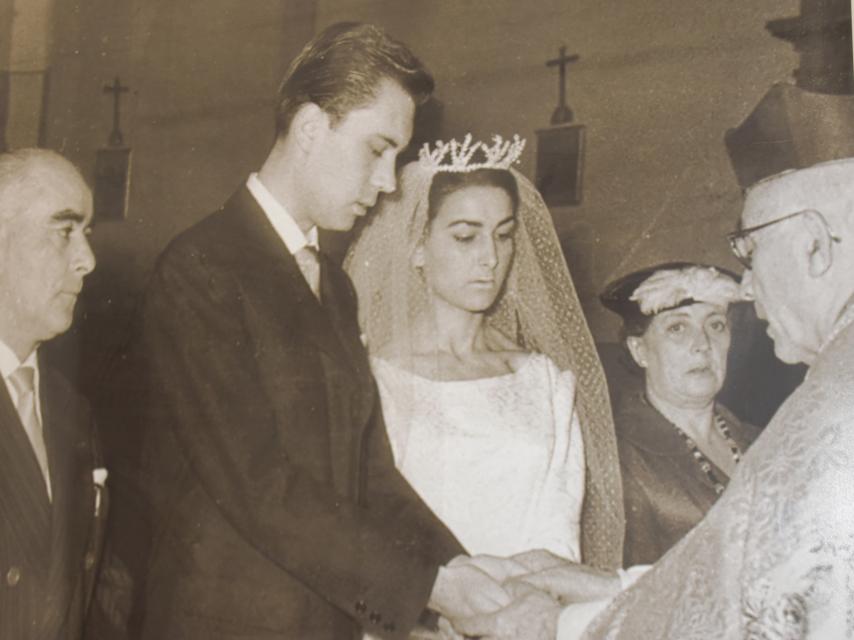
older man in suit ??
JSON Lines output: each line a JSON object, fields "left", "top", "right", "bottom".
{"left": 0, "top": 148, "right": 104, "bottom": 639}
{"left": 99, "top": 22, "right": 507, "bottom": 640}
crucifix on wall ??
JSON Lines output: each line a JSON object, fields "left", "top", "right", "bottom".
{"left": 536, "top": 45, "right": 585, "bottom": 206}
{"left": 94, "top": 75, "right": 132, "bottom": 221}
{"left": 547, "top": 46, "right": 579, "bottom": 125}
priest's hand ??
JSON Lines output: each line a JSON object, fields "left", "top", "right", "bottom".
{"left": 428, "top": 557, "right": 512, "bottom": 622}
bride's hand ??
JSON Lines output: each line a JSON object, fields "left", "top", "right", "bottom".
{"left": 447, "top": 554, "right": 530, "bottom": 583}
{"left": 506, "top": 563, "right": 620, "bottom": 605}
{"left": 508, "top": 549, "right": 570, "bottom": 574}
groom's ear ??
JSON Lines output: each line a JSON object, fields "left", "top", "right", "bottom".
{"left": 291, "top": 102, "right": 329, "bottom": 153}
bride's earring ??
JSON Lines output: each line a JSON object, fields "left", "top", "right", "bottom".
{"left": 412, "top": 245, "right": 427, "bottom": 281}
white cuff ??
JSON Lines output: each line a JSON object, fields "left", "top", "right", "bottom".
{"left": 555, "top": 565, "right": 652, "bottom": 640}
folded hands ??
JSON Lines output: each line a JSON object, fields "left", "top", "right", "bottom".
{"left": 428, "top": 550, "right": 621, "bottom": 640}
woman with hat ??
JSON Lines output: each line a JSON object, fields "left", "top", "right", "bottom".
{"left": 600, "top": 263, "right": 760, "bottom": 566}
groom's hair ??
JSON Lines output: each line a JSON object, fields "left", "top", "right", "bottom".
{"left": 274, "top": 22, "right": 433, "bottom": 137}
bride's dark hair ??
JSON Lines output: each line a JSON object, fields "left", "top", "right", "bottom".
{"left": 426, "top": 168, "right": 520, "bottom": 226}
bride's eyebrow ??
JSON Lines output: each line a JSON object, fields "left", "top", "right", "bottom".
{"left": 446, "top": 216, "right": 515, "bottom": 230}
{"left": 447, "top": 219, "right": 482, "bottom": 228}
{"left": 496, "top": 216, "right": 516, "bottom": 227}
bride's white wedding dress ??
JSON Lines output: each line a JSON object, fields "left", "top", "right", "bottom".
{"left": 372, "top": 353, "right": 585, "bottom": 560}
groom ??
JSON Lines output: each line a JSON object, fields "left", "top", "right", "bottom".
{"left": 100, "top": 22, "right": 507, "bottom": 640}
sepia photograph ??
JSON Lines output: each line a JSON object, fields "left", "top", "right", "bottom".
{"left": 0, "top": 0, "right": 852, "bottom": 638}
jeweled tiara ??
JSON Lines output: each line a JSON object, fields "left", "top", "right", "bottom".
{"left": 418, "top": 134, "right": 526, "bottom": 173}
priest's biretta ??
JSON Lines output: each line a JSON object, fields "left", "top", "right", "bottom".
{"left": 725, "top": 83, "right": 854, "bottom": 189}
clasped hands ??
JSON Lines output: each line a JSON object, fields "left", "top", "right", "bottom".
{"left": 428, "top": 550, "right": 620, "bottom": 640}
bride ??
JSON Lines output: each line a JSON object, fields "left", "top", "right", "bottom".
{"left": 345, "top": 135, "right": 623, "bottom": 568}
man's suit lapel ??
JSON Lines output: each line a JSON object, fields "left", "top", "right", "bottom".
{"left": 229, "top": 187, "right": 359, "bottom": 374}
{"left": 226, "top": 186, "right": 377, "bottom": 495}
{"left": 40, "top": 362, "right": 94, "bottom": 634}
{"left": 319, "top": 254, "right": 371, "bottom": 378}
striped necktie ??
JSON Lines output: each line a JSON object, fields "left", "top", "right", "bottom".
{"left": 8, "top": 365, "right": 51, "bottom": 500}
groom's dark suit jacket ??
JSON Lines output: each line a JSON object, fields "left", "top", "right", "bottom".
{"left": 119, "top": 185, "right": 462, "bottom": 639}
{"left": 0, "top": 355, "right": 105, "bottom": 639}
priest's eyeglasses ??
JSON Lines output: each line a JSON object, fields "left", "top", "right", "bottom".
{"left": 727, "top": 209, "right": 841, "bottom": 269}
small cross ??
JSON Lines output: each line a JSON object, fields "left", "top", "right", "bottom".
{"left": 103, "top": 76, "right": 130, "bottom": 147}
{"left": 546, "top": 46, "right": 579, "bottom": 125}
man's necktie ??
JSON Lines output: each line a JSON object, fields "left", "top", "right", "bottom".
{"left": 8, "top": 365, "right": 51, "bottom": 500}
{"left": 295, "top": 246, "right": 322, "bottom": 301}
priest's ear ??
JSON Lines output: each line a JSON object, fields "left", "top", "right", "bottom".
{"left": 626, "top": 335, "right": 649, "bottom": 369}
{"left": 289, "top": 102, "right": 330, "bottom": 153}
{"left": 800, "top": 210, "right": 836, "bottom": 278}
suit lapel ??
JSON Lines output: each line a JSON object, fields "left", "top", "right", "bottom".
{"left": 227, "top": 187, "right": 358, "bottom": 373}
{"left": 224, "top": 187, "right": 381, "bottom": 494}
{"left": 319, "top": 255, "right": 370, "bottom": 378}
{"left": 40, "top": 361, "right": 94, "bottom": 633}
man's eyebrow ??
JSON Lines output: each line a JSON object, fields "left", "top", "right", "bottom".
{"left": 376, "top": 135, "right": 403, "bottom": 149}
{"left": 50, "top": 210, "right": 87, "bottom": 224}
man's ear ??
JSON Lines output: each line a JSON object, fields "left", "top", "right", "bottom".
{"left": 290, "top": 102, "right": 329, "bottom": 153}
{"left": 801, "top": 210, "right": 834, "bottom": 277}
{"left": 626, "top": 335, "right": 648, "bottom": 369}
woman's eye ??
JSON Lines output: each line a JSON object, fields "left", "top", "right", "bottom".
{"left": 666, "top": 323, "right": 685, "bottom": 334}
{"left": 453, "top": 235, "right": 475, "bottom": 243}
{"left": 497, "top": 230, "right": 515, "bottom": 241}
{"left": 709, "top": 320, "right": 728, "bottom": 332}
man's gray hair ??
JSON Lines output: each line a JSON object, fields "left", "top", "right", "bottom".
{"left": 0, "top": 148, "right": 85, "bottom": 222}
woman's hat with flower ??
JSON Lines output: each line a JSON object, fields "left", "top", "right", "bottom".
{"left": 601, "top": 262, "right": 741, "bottom": 322}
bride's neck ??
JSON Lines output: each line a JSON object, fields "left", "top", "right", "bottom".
{"left": 419, "top": 296, "right": 488, "bottom": 358}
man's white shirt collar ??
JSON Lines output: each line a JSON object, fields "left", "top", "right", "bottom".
{"left": 0, "top": 339, "right": 40, "bottom": 415}
{"left": 246, "top": 173, "right": 318, "bottom": 255}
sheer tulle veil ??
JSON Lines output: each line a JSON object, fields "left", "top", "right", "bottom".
{"left": 344, "top": 158, "right": 625, "bottom": 569}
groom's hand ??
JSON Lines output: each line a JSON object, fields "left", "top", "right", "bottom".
{"left": 428, "top": 557, "right": 511, "bottom": 621}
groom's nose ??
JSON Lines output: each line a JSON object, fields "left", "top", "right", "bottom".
{"left": 372, "top": 156, "right": 397, "bottom": 194}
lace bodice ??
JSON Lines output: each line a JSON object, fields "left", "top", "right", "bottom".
{"left": 373, "top": 353, "right": 585, "bottom": 560}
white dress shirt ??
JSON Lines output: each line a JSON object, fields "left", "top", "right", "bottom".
{"left": 0, "top": 339, "right": 51, "bottom": 499}
{"left": 246, "top": 172, "right": 318, "bottom": 254}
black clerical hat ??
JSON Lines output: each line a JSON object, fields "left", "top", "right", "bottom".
{"left": 725, "top": 83, "right": 854, "bottom": 189}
